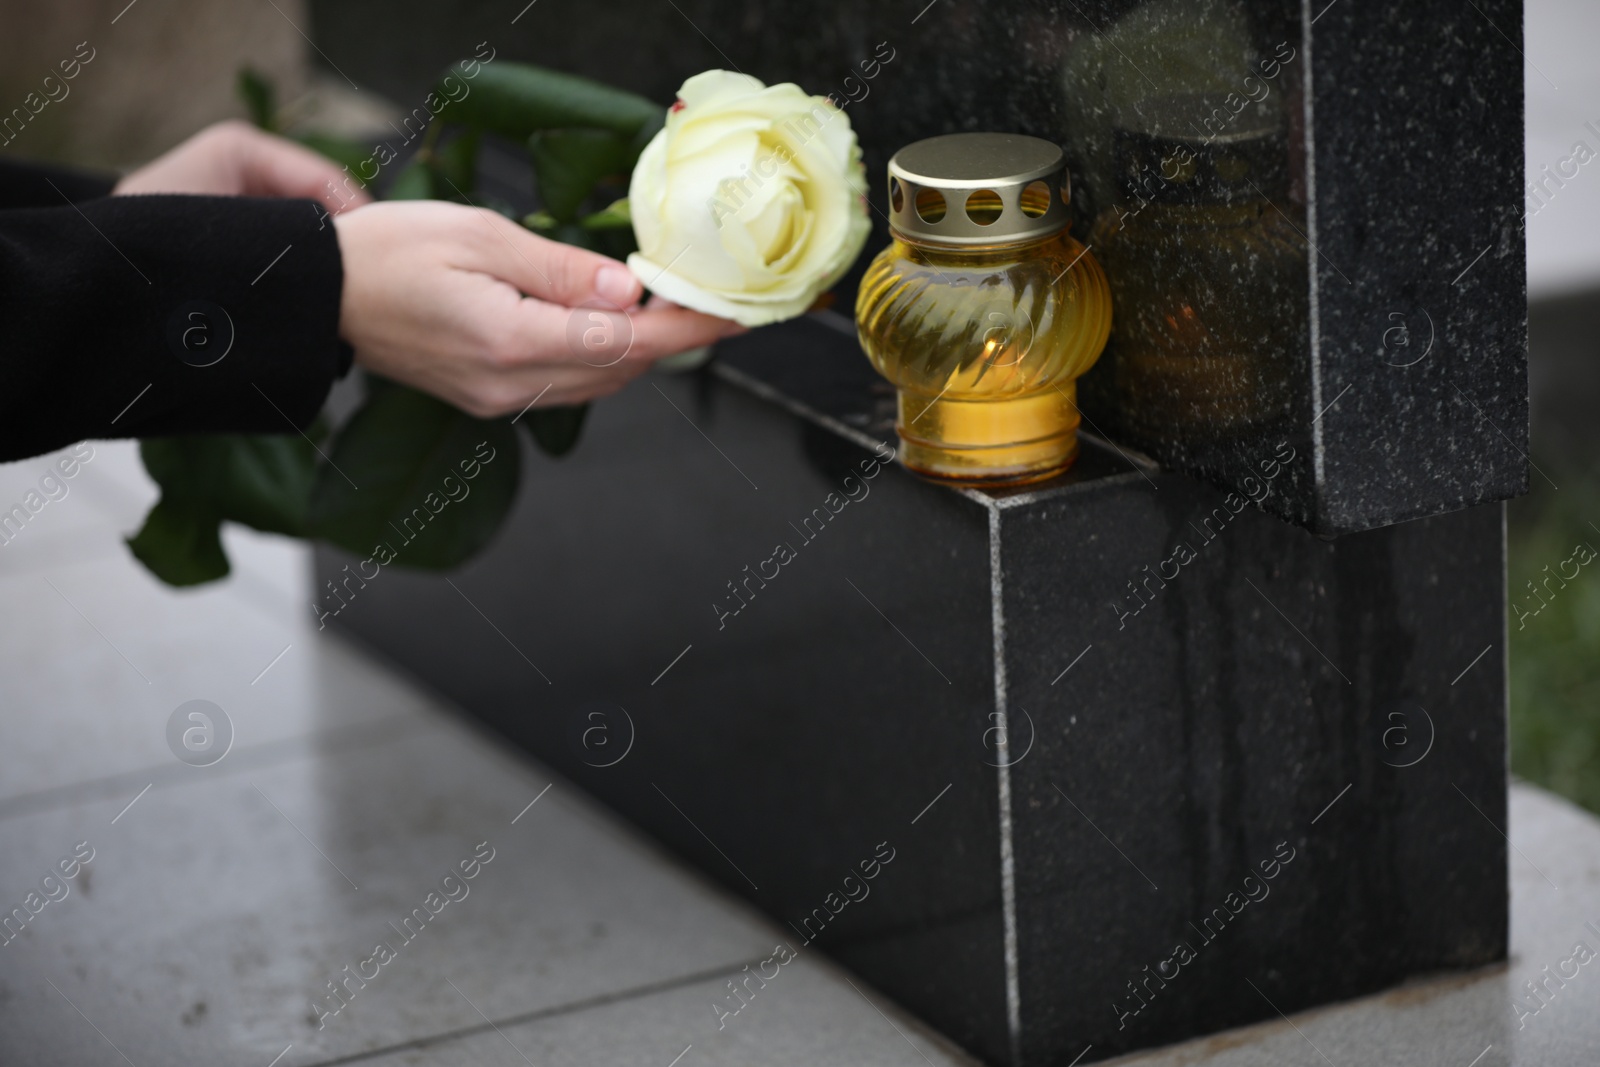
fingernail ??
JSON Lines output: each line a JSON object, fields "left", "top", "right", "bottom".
{"left": 595, "top": 265, "right": 639, "bottom": 308}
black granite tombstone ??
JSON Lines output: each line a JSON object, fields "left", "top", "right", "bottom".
{"left": 313, "top": 320, "right": 1507, "bottom": 1066}
{"left": 307, "top": 2, "right": 1521, "bottom": 1063}
{"left": 312, "top": 0, "right": 1526, "bottom": 535}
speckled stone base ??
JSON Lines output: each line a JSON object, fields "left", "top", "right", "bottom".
{"left": 318, "top": 318, "right": 1508, "bottom": 1066}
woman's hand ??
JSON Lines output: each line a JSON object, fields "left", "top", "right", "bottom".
{"left": 113, "top": 120, "right": 366, "bottom": 212}
{"left": 331, "top": 200, "right": 744, "bottom": 414}
{"left": 114, "top": 124, "right": 740, "bottom": 410}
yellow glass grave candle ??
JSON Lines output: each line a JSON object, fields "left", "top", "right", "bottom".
{"left": 855, "top": 133, "right": 1112, "bottom": 486}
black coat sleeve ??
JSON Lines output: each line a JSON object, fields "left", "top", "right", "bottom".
{"left": 0, "top": 159, "right": 350, "bottom": 462}
{"left": 0, "top": 157, "right": 117, "bottom": 208}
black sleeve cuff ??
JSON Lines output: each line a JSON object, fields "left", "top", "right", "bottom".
{"left": 0, "top": 194, "right": 347, "bottom": 461}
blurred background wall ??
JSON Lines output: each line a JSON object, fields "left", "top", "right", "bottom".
{"left": 0, "top": 0, "right": 309, "bottom": 168}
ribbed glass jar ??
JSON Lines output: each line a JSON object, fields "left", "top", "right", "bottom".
{"left": 856, "top": 228, "right": 1112, "bottom": 485}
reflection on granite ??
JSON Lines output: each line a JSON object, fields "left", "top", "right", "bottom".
{"left": 313, "top": 0, "right": 1527, "bottom": 535}
{"left": 316, "top": 317, "right": 1508, "bottom": 1067}
{"left": 1081, "top": 95, "right": 1307, "bottom": 498}
{"left": 1065, "top": 3, "right": 1308, "bottom": 520}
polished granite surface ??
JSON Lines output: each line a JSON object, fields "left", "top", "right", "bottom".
{"left": 313, "top": 326, "right": 1508, "bottom": 1063}
{"left": 0, "top": 440, "right": 1593, "bottom": 1065}
{"left": 314, "top": 0, "right": 1528, "bottom": 535}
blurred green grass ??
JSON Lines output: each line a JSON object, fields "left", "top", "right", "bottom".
{"left": 1508, "top": 465, "right": 1600, "bottom": 813}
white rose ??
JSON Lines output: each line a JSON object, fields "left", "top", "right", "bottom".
{"left": 626, "top": 70, "right": 872, "bottom": 328}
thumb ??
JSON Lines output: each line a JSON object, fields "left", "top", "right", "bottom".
{"left": 471, "top": 216, "right": 643, "bottom": 310}
{"left": 627, "top": 297, "right": 747, "bottom": 362}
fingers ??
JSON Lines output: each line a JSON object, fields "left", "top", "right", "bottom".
{"left": 489, "top": 298, "right": 742, "bottom": 414}
{"left": 339, "top": 197, "right": 750, "bottom": 421}
{"left": 626, "top": 298, "right": 747, "bottom": 361}
{"left": 444, "top": 302, "right": 655, "bottom": 417}
{"left": 493, "top": 292, "right": 741, "bottom": 371}
{"left": 469, "top": 216, "right": 642, "bottom": 310}
{"left": 453, "top": 360, "right": 648, "bottom": 418}
{"left": 109, "top": 120, "right": 374, "bottom": 208}
{"left": 231, "top": 124, "right": 372, "bottom": 211}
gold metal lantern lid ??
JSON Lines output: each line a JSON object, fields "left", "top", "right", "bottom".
{"left": 886, "top": 132, "right": 1072, "bottom": 246}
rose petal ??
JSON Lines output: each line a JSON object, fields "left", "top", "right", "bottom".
{"left": 628, "top": 69, "right": 874, "bottom": 329}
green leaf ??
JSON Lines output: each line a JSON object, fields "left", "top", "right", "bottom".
{"left": 479, "top": 196, "right": 523, "bottom": 221}
{"left": 432, "top": 129, "right": 480, "bottom": 201}
{"left": 588, "top": 221, "right": 638, "bottom": 262}
{"left": 521, "top": 210, "right": 559, "bottom": 232}
{"left": 294, "top": 132, "right": 370, "bottom": 185}
{"left": 139, "top": 434, "right": 321, "bottom": 537}
{"left": 560, "top": 222, "right": 602, "bottom": 250}
{"left": 237, "top": 67, "right": 277, "bottom": 131}
{"left": 630, "top": 108, "right": 665, "bottom": 143}
{"left": 127, "top": 433, "right": 323, "bottom": 587}
{"left": 309, "top": 385, "right": 521, "bottom": 569}
{"left": 580, "top": 198, "right": 632, "bottom": 230}
{"left": 528, "top": 128, "right": 636, "bottom": 223}
{"left": 126, "top": 497, "right": 230, "bottom": 587}
{"left": 523, "top": 212, "right": 619, "bottom": 257}
{"left": 521, "top": 405, "right": 590, "bottom": 457}
{"left": 626, "top": 110, "right": 666, "bottom": 161}
{"left": 387, "top": 158, "right": 436, "bottom": 200}
{"left": 441, "top": 61, "right": 660, "bottom": 141}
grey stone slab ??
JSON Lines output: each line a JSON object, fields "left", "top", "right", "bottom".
{"left": 300, "top": 952, "right": 979, "bottom": 1067}
{"left": 0, "top": 719, "right": 778, "bottom": 1067}
{"left": 0, "top": 442, "right": 139, "bottom": 576}
{"left": 240, "top": 783, "right": 1600, "bottom": 1067}
{"left": 0, "top": 550, "right": 437, "bottom": 813}
{"left": 0, "top": 440, "right": 322, "bottom": 619}
{"left": 1100, "top": 783, "right": 1600, "bottom": 1067}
